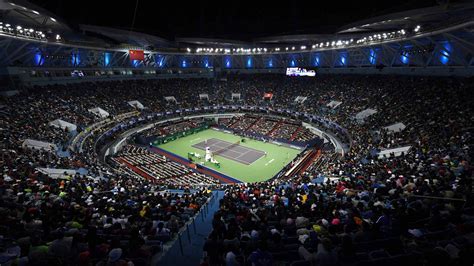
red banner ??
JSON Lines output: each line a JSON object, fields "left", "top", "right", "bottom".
{"left": 129, "top": 50, "right": 144, "bottom": 61}
{"left": 264, "top": 92, "right": 273, "bottom": 99}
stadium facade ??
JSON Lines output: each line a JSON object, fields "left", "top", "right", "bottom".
{"left": 0, "top": 0, "right": 473, "bottom": 90}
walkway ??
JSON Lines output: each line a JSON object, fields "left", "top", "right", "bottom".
{"left": 153, "top": 190, "right": 224, "bottom": 265}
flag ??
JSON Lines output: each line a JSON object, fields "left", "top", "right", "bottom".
{"left": 263, "top": 92, "right": 273, "bottom": 100}
{"left": 129, "top": 50, "right": 144, "bottom": 61}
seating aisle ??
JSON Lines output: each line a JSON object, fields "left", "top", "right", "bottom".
{"left": 155, "top": 191, "right": 225, "bottom": 266}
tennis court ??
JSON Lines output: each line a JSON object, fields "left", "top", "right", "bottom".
{"left": 156, "top": 129, "right": 301, "bottom": 183}
{"left": 192, "top": 138, "right": 265, "bottom": 165}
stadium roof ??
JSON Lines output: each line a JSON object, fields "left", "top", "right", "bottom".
{"left": 252, "top": 2, "right": 474, "bottom": 45}
{"left": 1, "top": 0, "right": 473, "bottom": 50}
{"left": 0, "top": 0, "right": 70, "bottom": 31}
{"left": 80, "top": 25, "right": 173, "bottom": 49}
{"left": 338, "top": 2, "right": 474, "bottom": 34}
{"left": 175, "top": 2, "right": 474, "bottom": 47}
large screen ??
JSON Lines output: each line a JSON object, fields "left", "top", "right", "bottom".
{"left": 286, "top": 67, "right": 316, "bottom": 77}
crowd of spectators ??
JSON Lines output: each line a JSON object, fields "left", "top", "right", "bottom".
{"left": 199, "top": 75, "right": 473, "bottom": 265}
{"left": 216, "top": 114, "right": 318, "bottom": 145}
{"left": 221, "top": 115, "right": 317, "bottom": 143}
{"left": 268, "top": 121, "right": 300, "bottom": 140}
{"left": 0, "top": 158, "right": 212, "bottom": 265}
{"left": 247, "top": 118, "right": 278, "bottom": 136}
{"left": 113, "top": 145, "right": 220, "bottom": 186}
{"left": 0, "top": 74, "right": 472, "bottom": 265}
{"left": 227, "top": 116, "right": 259, "bottom": 132}
{"left": 143, "top": 120, "right": 202, "bottom": 139}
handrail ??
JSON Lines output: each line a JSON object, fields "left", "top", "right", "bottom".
{"left": 156, "top": 190, "right": 217, "bottom": 262}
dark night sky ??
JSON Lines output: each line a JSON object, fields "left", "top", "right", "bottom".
{"left": 28, "top": 0, "right": 447, "bottom": 40}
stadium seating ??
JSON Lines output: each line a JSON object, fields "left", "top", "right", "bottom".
{"left": 114, "top": 145, "right": 220, "bottom": 185}
{"left": 0, "top": 74, "right": 472, "bottom": 265}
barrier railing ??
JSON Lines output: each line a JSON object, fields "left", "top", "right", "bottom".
{"left": 156, "top": 190, "right": 218, "bottom": 262}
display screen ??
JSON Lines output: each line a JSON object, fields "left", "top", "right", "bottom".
{"left": 286, "top": 67, "right": 316, "bottom": 77}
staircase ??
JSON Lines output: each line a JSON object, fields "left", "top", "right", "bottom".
{"left": 289, "top": 126, "right": 302, "bottom": 141}
{"left": 228, "top": 116, "right": 242, "bottom": 128}
{"left": 245, "top": 116, "right": 262, "bottom": 131}
{"left": 266, "top": 120, "right": 283, "bottom": 137}
{"left": 116, "top": 157, "right": 156, "bottom": 181}
{"left": 298, "top": 149, "right": 322, "bottom": 175}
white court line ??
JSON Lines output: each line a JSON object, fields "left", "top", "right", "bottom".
{"left": 212, "top": 147, "right": 253, "bottom": 165}
{"left": 217, "top": 153, "right": 252, "bottom": 165}
{"left": 234, "top": 150, "right": 249, "bottom": 159}
{"left": 221, "top": 150, "right": 242, "bottom": 156}
{"left": 244, "top": 150, "right": 266, "bottom": 166}
{"left": 190, "top": 137, "right": 201, "bottom": 143}
{"left": 265, "top": 159, "right": 275, "bottom": 166}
